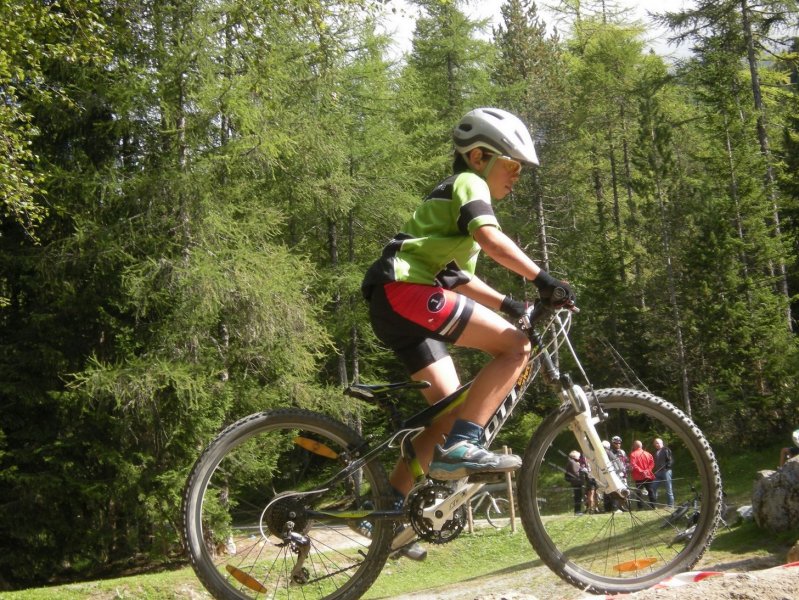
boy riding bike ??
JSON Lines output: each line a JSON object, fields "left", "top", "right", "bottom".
{"left": 361, "top": 108, "right": 575, "bottom": 557}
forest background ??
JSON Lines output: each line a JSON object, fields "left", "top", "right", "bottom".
{"left": 1, "top": 0, "right": 798, "bottom": 592}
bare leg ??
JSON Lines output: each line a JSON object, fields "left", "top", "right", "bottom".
{"left": 390, "top": 303, "right": 530, "bottom": 494}
{"left": 453, "top": 303, "right": 531, "bottom": 425}
{"left": 390, "top": 356, "right": 461, "bottom": 495}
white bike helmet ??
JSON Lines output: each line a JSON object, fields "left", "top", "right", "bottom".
{"left": 453, "top": 107, "right": 539, "bottom": 166}
{"left": 793, "top": 428, "right": 799, "bottom": 447}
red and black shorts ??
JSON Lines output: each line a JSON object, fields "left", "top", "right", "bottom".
{"left": 368, "top": 281, "right": 474, "bottom": 374}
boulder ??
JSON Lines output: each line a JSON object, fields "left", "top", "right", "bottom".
{"left": 751, "top": 458, "right": 799, "bottom": 532}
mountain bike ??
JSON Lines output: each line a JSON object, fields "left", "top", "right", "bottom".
{"left": 182, "top": 301, "right": 722, "bottom": 599}
{"left": 662, "top": 485, "right": 730, "bottom": 547}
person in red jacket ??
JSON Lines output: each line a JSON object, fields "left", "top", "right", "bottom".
{"left": 629, "top": 440, "right": 655, "bottom": 509}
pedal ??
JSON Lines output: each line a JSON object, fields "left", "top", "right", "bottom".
{"left": 467, "top": 472, "right": 505, "bottom": 484}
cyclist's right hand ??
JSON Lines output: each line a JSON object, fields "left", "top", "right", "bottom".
{"left": 533, "top": 270, "right": 576, "bottom": 308}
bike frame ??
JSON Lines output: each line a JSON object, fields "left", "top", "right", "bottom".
{"left": 296, "top": 304, "right": 629, "bottom": 528}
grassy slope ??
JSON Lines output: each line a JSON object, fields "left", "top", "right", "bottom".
{"left": 5, "top": 441, "right": 797, "bottom": 599}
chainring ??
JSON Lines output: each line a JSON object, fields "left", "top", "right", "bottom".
{"left": 407, "top": 483, "right": 465, "bottom": 544}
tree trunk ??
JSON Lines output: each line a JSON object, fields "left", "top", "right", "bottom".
{"left": 653, "top": 175, "right": 692, "bottom": 417}
{"left": 608, "top": 131, "right": 627, "bottom": 284}
{"left": 621, "top": 114, "right": 644, "bottom": 308}
{"left": 740, "top": 0, "right": 791, "bottom": 330}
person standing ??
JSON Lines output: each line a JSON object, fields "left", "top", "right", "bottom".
{"left": 565, "top": 451, "right": 584, "bottom": 515}
{"left": 779, "top": 428, "right": 799, "bottom": 467}
{"left": 603, "top": 436, "right": 628, "bottom": 512}
{"left": 579, "top": 453, "right": 598, "bottom": 513}
{"left": 629, "top": 440, "right": 655, "bottom": 509}
{"left": 652, "top": 437, "right": 674, "bottom": 507}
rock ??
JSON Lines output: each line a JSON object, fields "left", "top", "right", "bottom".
{"left": 751, "top": 458, "right": 799, "bottom": 532}
{"left": 788, "top": 540, "right": 799, "bottom": 563}
{"left": 755, "top": 469, "right": 775, "bottom": 481}
{"left": 737, "top": 505, "right": 753, "bottom": 522}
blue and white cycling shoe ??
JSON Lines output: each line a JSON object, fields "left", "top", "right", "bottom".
{"left": 428, "top": 440, "right": 522, "bottom": 480}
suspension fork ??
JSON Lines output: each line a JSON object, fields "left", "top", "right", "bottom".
{"left": 533, "top": 332, "right": 629, "bottom": 500}
{"left": 562, "top": 379, "right": 629, "bottom": 499}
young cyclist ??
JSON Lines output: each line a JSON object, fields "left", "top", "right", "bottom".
{"left": 361, "top": 108, "right": 575, "bottom": 556}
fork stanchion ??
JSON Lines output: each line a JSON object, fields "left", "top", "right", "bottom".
{"left": 504, "top": 446, "right": 517, "bottom": 533}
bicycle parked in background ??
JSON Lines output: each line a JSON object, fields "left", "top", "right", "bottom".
{"left": 469, "top": 481, "right": 514, "bottom": 529}
{"left": 182, "top": 301, "right": 723, "bottom": 599}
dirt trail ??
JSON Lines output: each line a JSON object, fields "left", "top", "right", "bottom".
{"left": 381, "top": 556, "right": 799, "bottom": 600}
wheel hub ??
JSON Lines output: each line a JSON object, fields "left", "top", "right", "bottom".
{"left": 263, "top": 493, "right": 311, "bottom": 538}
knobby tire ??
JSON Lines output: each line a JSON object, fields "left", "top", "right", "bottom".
{"left": 182, "top": 408, "right": 393, "bottom": 600}
{"left": 518, "top": 388, "right": 721, "bottom": 594}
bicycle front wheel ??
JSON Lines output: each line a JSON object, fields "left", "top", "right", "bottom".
{"left": 518, "top": 388, "right": 721, "bottom": 594}
{"left": 183, "top": 408, "right": 394, "bottom": 600}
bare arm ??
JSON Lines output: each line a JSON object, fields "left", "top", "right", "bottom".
{"left": 456, "top": 275, "right": 505, "bottom": 310}
{"left": 472, "top": 225, "right": 545, "bottom": 282}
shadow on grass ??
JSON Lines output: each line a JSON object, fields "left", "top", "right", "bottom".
{"left": 701, "top": 520, "right": 798, "bottom": 571}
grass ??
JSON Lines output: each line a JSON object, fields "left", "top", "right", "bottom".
{"left": 5, "top": 441, "right": 796, "bottom": 599}
{"left": 715, "top": 440, "right": 785, "bottom": 504}
{"left": 363, "top": 527, "right": 541, "bottom": 599}
{"left": 6, "top": 519, "right": 793, "bottom": 600}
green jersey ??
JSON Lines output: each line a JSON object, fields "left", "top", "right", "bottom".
{"left": 362, "top": 170, "right": 499, "bottom": 295}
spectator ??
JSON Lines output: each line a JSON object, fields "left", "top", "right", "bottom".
{"left": 779, "top": 428, "right": 799, "bottom": 468}
{"left": 565, "top": 450, "right": 584, "bottom": 515}
{"left": 652, "top": 437, "right": 674, "bottom": 507}
{"left": 579, "top": 454, "right": 598, "bottom": 513}
{"left": 604, "top": 436, "right": 628, "bottom": 512}
{"left": 629, "top": 440, "right": 655, "bottom": 509}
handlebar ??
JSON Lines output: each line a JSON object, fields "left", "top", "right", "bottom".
{"left": 522, "top": 298, "right": 579, "bottom": 329}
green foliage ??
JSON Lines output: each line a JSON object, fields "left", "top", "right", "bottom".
{"left": 0, "top": 0, "right": 110, "bottom": 239}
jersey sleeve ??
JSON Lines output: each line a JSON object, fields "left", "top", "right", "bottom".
{"left": 452, "top": 172, "right": 500, "bottom": 236}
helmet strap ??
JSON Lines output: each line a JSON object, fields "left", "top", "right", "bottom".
{"left": 480, "top": 154, "right": 498, "bottom": 179}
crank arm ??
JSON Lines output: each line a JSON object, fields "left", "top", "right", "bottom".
{"left": 421, "top": 481, "right": 484, "bottom": 530}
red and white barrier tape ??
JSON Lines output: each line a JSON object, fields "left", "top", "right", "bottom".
{"left": 579, "top": 561, "right": 799, "bottom": 598}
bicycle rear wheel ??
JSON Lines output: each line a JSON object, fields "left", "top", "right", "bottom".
{"left": 183, "top": 408, "right": 394, "bottom": 600}
{"left": 518, "top": 388, "right": 721, "bottom": 594}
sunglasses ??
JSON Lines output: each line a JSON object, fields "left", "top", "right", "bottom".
{"left": 484, "top": 153, "right": 522, "bottom": 176}
{"left": 496, "top": 156, "right": 522, "bottom": 176}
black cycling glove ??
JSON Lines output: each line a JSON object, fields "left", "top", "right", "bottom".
{"left": 533, "top": 270, "right": 576, "bottom": 307}
{"left": 500, "top": 296, "right": 528, "bottom": 319}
